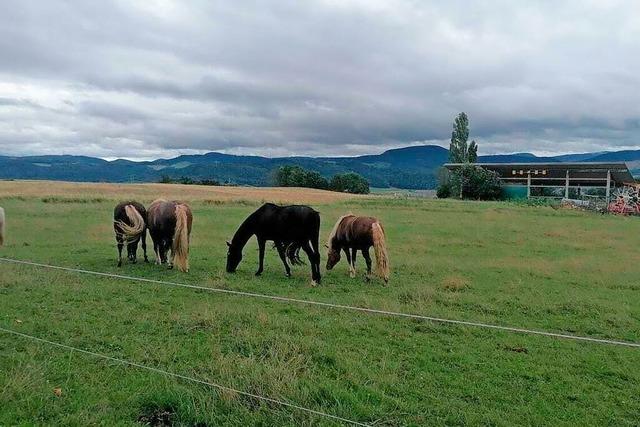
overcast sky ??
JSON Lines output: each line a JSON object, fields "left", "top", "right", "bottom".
{"left": 1, "top": 1, "right": 639, "bottom": 160}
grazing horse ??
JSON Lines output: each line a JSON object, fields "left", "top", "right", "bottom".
{"left": 226, "top": 203, "right": 322, "bottom": 285}
{"left": 147, "top": 199, "right": 193, "bottom": 272}
{"left": 113, "top": 201, "right": 148, "bottom": 266}
{"left": 0, "top": 207, "right": 4, "bottom": 247}
{"left": 326, "top": 214, "right": 389, "bottom": 284}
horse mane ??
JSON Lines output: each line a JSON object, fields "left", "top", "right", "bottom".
{"left": 229, "top": 207, "right": 261, "bottom": 248}
{"left": 327, "top": 213, "right": 355, "bottom": 248}
{"left": 0, "top": 207, "right": 5, "bottom": 247}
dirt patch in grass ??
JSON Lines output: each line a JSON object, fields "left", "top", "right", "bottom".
{"left": 137, "top": 407, "right": 175, "bottom": 426}
{"left": 503, "top": 345, "right": 529, "bottom": 354}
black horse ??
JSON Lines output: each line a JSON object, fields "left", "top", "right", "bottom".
{"left": 113, "top": 201, "right": 148, "bottom": 267}
{"left": 226, "top": 203, "right": 322, "bottom": 285}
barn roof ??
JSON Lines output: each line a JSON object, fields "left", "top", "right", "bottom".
{"left": 444, "top": 162, "right": 634, "bottom": 186}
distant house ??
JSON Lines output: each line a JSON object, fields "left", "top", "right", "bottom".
{"left": 444, "top": 162, "right": 634, "bottom": 201}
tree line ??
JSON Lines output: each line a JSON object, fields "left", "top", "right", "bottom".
{"left": 274, "top": 165, "right": 370, "bottom": 194}
{"left": 157, "top": 167, "right": 370, "bottom": 194}
{"left": 159, "top": 176, "right": 221, "bottom": 186}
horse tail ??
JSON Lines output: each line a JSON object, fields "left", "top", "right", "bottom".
{"left": 286, "top": 242, "right": 305, "bottom": 265}
{"left": 172, "top": 204, "right": 191, "bottom": 272}
{"left": 115, "top": 205, "right": 145, "bottom": 244}
{"left": 372, "top": 221, "right": 389, "bottom": 283}
{"left": 0, "top": 207, "right": 5, "bottom": 246}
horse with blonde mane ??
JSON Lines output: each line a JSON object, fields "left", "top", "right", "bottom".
{"left": 0, "top": 207, "right": 5, "bottom": 247}
{"left": 113, "top": 201, "right": 148, "bottom": 267}
{"left": 147, "top": 199, "right": 193, "bottom": 272}
{"left": 326, "top": 214, "right": 389, "bottom": 284}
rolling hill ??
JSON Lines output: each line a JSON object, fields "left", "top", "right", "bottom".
{"left": 1, "top": 145, "right": 639, "bottom": 189}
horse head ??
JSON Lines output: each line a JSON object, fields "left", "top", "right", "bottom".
{"left": 226, "top": 240, "right": 242, "bottom": 272}
{"left": 325, "top": 244, "right": 341, "bottom": 270}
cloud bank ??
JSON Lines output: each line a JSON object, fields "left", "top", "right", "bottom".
{"left": 1, "top": 0, "right": 639, "bottom": 159}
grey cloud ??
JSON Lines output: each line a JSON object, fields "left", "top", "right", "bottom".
{"left": 0, "top": 0, "right": 639, "bottom": 159}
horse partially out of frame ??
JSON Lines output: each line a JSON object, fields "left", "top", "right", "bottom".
{"left": 0, "top": 207, "right": 5, "bottom": 247}
{"left": 113, "top": 201, "right": 148, "bottom": 266}
{"left": 326, "top": 214, "right": 389, "bottom": 284}
{"left": 147, "top": 199, "right": 193, "bottom": 272}
{"left": 226, "top": 203, "right": 322, "bottom": 285}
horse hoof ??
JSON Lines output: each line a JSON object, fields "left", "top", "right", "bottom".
{"left": 168, "top": 265, "right": 173, "bottom": 270}
{"left": 255, "top": 271, "right": 262, "bottom": 277}
{"left": 310, "top": 280, "right": 318, "bottom": 287}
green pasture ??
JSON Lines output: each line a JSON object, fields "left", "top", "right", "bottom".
{"left": 1, "top": 194, "right": 639, "bottom": 425}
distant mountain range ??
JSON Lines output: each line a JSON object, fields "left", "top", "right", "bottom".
{"left": 1, "top": 145, "right": 640, "bottom": 189}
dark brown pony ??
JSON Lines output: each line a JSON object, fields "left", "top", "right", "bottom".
{"left": 326, "top": 214, "right": 389, "bottom": 284}
{"left": 113, "top": 201, "right": 148, "bottom": 266}
{"left": 147, "top": 199, "right": 193, "bottom": 272}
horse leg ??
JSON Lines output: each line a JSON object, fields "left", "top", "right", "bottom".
{"left": 154, "top": 242, "right": 161, "bottom": 265}
{"left": 166, "top": 240, "right": 173, "bottom": 269}
{"left": 142, "top": 228, "right": 149, "bottom": 263}
{"left": 116, "top": 234, "right": 124, "bottom": 267}
{"left": 275, "top": 241, "right": 291, "bottom": 277}
{"left": 310, "top": 229, "right": 321, "bottom": 284}
{"left": 350, "top": 247, "right": 358, "bottom": 278}
{"left": 301, "top": 241, "right": 320, "bottom": 286}
{"left": 129, "top": 242, "right": 137, "bottom": 264}
{"left": 362, "top": 247, "right": 372, "bottom": 282}
{"left": 343, "top": 248, "right": 352, "bottom": 277}
{"left": 151, "top": 234, "right": 161, "bottom": 265}
{"left": 255, "top": 237, "right": 265, "bottom": 276}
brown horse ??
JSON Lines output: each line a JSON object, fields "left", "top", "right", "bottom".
{"left": 113, "top": 201, "right": 148, "bottom": 266}
{"left": 0, "top": 206, "right": 5, "bottom": 247}
{"left": 147, "top": 199, "right": 193, "bottom": 272}
{"left": 326, "top": 214, "right": 389, "bottom": 284}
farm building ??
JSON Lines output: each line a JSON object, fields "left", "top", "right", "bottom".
{"left": 444, "top": 162, "right": 635, "bottom": 200}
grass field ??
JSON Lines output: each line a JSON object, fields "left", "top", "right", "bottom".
{"left": 1, "top": 181, "right": 639, "bottom": 426}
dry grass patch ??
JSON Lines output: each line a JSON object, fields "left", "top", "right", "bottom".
{"left": 0, "top": 180, "right": 367, "bottom": 205}
{"left": 441, "top": 275, "right": 471, "bottom": 292}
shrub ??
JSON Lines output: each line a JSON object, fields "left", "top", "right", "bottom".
{"left": 436, "top": 183, "right": 451, "bottom": 198}
{"left": 329, "top": 172, "right": 370, "bottom": 194}
{"left": 436, "top": 167, "right": 452, "bottom": 198}
{"left": 450, "top": 164, "right": 502, "bottom": 200}
{"left": 274, "top": 165, "right": 329, "bottom": 190}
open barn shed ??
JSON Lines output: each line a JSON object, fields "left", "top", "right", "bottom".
{"left": 444, "top": 162, "right": 635, "bottom": 201}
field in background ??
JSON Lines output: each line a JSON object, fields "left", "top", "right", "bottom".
{"left": 1, "top": 181, "right": 639, "bottom": 425}
{"left": 0, "top": 180, "right": 364, "bottom": 205}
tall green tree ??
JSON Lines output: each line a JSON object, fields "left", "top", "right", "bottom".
{"left": 449, "top": 112, "right": 478, "bottom": 163}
